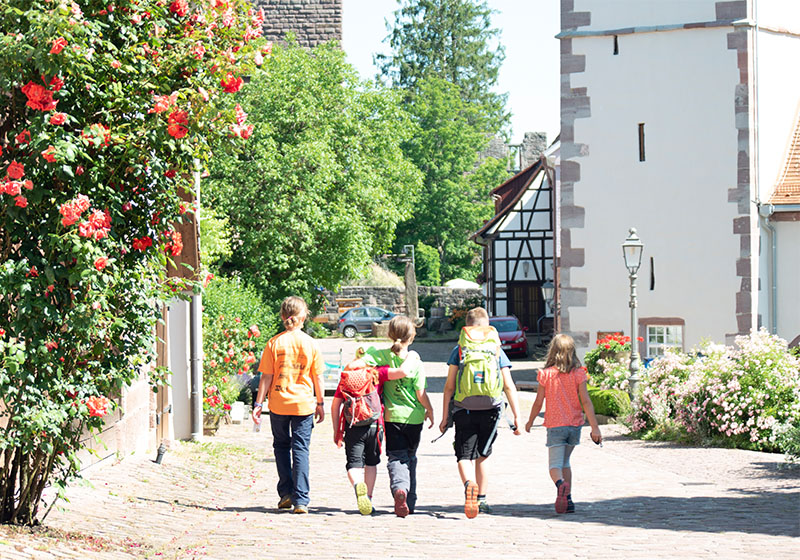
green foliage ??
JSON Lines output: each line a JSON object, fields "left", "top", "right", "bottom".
{"left": 587, "top": 385, "right": 632, "bottom": 418}
{"left": 199, "top": 208, "right": 233, "bottom": 271}
{"left": 394, "top": 77, "right": 510, "bottom": 281}
{"left": 377, "top": 0, "right": 508, "bottom": 131}
{"left": 304, "top": 321, "right": 330, "bottom": 339}
{"left": 202, "top": 275, "right": 278, "bottom": 410}
{"left": 0, "top": 0, "right": 263, "bottom": 525}
{"left": 207, "top": 40, "right": 422, "bottom": 308}
{"left": 415, "top": 242, "right": 441, "bottom": 286}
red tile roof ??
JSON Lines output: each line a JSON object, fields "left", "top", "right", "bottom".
{"left": 770, "top": 106, "right": 800, "bottom": 205}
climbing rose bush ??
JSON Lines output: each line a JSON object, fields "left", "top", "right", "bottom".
{"left": 631, "top": 330, "right": 800, "bottom": 456}
{"left": 0, "top": 0, "right": 266, "bottom": 525}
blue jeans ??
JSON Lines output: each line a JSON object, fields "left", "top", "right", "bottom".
{"left": 270, "top": 413, "right": 314, "bottom": 506}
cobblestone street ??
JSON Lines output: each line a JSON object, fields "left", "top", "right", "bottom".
{"left": 1, "top": 339, "right": 797, "bottom": 559}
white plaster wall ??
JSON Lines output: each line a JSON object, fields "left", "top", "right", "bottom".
{"left": 775, "top": 220, "right": 800, "bottom": 341}
{"left": 168, "top": 298, "right": 192, "bottom": 441}
{"left": 756, "top": 0, "right": 800, "bottom": 30}
{"left": 754, "top": 31, "right": 800, "bottom": 202}
{"left": 569, "top": 27, "right": 741, "bottom": 350}
{"left": 574, "top": 0, "right": 717, "bottom": 31}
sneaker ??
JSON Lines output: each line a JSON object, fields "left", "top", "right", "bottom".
{"left": 393, "top": 489, "right": 409, "bottom": 518}
{"left": 566, "top": 498, "right": 575, "bottom": 513}
{"left": 292, "top": 505, "right": 308, "bottom": 514}
{"left": 464, "top": 480, "right": 479, "bottom": 519}
{"left": 355, "top": 482, "right": 373, "bottom": 515}
{"left": 555, "top": 481, "right": 570, "bottom": 514}
{"left": 277, "top": 495, "right": 292, "bottom": 510}
{"left": 478, "top": 500, "right": 493, "bottom": 514}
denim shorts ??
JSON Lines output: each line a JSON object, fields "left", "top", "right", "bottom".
{"left": 545, "top": 425, "right": 582, "bottom": 447}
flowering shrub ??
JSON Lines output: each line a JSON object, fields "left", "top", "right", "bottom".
{"left": 0, "top": 0, "right": 265, "bottom": 525}
{"left": 585, "top": 333, "right": 643, "bottom": 391}
{"left": 630, "top": 330, "right": 800, "bottom": 457}
{"left": 202, "top": 275, "right": 278, "bottom": 407}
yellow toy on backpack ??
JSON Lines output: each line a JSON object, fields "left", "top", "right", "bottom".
{"left": 454, "top": 325, "right": 504, "bottom": 409}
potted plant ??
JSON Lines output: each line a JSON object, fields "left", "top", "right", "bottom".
{"left": 203, "top": 384, "right": 230, "bottom": 436}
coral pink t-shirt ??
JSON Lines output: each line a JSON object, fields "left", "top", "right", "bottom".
{"left": 538, "top": 366, "right": 589, "bottom": 428}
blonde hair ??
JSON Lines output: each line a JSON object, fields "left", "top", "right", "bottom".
{"left": 388, "top": 315, "right": 416, "bottom": 354}
{"left": 544, "top": 334, "right": 582, "bottom": 373}
{"left": 465, "top": 307, "right": 489, "bottom": 326}
{"left": 280, "top": 296, "right": 308, "bottom": 329}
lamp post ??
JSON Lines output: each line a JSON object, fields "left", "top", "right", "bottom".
{"left": 622, "top": 228, "right": 644, "bottom": 399}
{"left": 538, "top": 280, "right": 555, "bottom": 344}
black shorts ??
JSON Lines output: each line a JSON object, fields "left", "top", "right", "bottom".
{"left": 344, "top": 422, "right": 382, "bottom": 469}
{"left": 453, "top": 408, "right": 501, "bottom": 461}
{"left": 384, "top": 421, "right": 422, "bottom": 454}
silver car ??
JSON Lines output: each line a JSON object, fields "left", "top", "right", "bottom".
{"left": 336, "top": 306, "right": 395, "bottom": 338}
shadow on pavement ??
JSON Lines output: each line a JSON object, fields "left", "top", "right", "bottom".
{"left": 480, "top": 493, "right": 800, "bottom": 537}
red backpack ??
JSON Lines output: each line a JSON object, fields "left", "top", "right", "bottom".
{"left": 338, "top": 361, "right": 382, "bottom": 427}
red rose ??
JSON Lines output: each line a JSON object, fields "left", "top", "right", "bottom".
{"left": 132, "top": 236, "right": 153, "bottom": 251}
{"left": 49, "top": 76, "right": 64, "bottom": 92}
{"left": 220, "top": 73, "right": 243, "bottom": 93}
{"left": 85, "top": 396, "right": 110, "bottom": 417}
{"left": 15, "top": 130, "right": 31, "bottom": 145}
{"left": 165, "top": 169, "right": 177, "bottom": 178}
{"left": 169, "top": 0, "right": 188, "bottom": 17}
{"left": 14, "top": 196, "right": 27, "bottom": 208}
{"left": 7, "top": 161, "right": 24, "bottom": 180}
{"left": 42, "top": 146, "right": 57, "bottom": 163}
{"left": 21, "top": 81, "right": 58, "bottom": 111}
{"left": 76, "top": 166, "right": 85, "bottom": 176}
{"left": 50, "top": 37, "right": 68, "bottom": 54}
{"left": 167, "top": 109, "right": 189, "bottom": 138}
{"left": 49, "top": 112, "right": 67, "bottom": 125}
{"left": 94, "top": 257, "right": 109, "bottom": 271}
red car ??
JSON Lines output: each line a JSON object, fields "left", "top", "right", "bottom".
{"left": 490, "top": 315, "right": 529, "bottom": 358}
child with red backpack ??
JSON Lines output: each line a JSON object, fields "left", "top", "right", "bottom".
{"left": 330, "top": 353, "right": 419, "bottom": 515}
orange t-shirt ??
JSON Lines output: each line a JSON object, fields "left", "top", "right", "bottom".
{"left": 258, "top": 329, "right": 322, "bottom": 416}
{"left": 538, "top": 366, "right": 589, "bottom": 428}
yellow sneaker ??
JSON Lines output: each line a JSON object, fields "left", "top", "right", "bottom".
{"left": 355, "top": 482, "right": 373, "bottom": 515}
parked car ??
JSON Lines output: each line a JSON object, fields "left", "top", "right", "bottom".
{"left": 490, "top": 315, "right": 529, "bottom": 357}
{"left": 337, "top": 306, "right": 395, "bottom": 338}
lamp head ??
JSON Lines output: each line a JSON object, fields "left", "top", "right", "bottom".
{"left": 622, "top": 228, "right": 644, "bottom": 274}
{"left": 541, "top": 279, "right": 555, "bottom": 303}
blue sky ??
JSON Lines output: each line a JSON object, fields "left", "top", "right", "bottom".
{"left": 341, "top": 0, "right": 561, "bottom": 144}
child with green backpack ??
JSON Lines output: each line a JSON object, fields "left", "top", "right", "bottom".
{"left": 439, "top": 307, "right": 521, "bottom": 518}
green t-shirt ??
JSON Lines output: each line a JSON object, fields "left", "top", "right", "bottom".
{"left": 362, "top": 346, "right": 426, "bottom": 424}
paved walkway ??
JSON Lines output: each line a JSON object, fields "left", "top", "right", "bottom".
{"left": 1, "top": 339, "right": 797, "bottom": 559}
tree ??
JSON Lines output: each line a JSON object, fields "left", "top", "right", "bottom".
{"left": 0, "top": 0, "right": 264, "bottom": 525}
{"left": 394, "top": 77, "right": 509, "bottom": 281}
{"left": 415, "top": 242, "right": 441, "bottom": 286}
{"left": 377, "top": 0, "right": 509, "bottom": 132}
{"left": 206, "top": 40, "right": 423, "bottom": 309}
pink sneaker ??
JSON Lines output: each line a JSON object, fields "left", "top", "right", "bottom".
{"left": 394, "top": 489, "right": 409, "bottom": 518}
{"left": 555, "top": 481, "right": 570, "bottom": 514}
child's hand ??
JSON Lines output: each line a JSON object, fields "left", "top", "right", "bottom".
{"left": 355, "top": 346, "right": 366, "bottom": 358}
{"left": 525, "top": 419, "right": 534, "bottom": 432}
{"left": 424, "top": 408, "right": 434, "bottom": 429}
{"left": 334, "top": 435, "right": 342, "bottom": 448}
{"left": 400, "top": 351, "right": 421, "bottom": 373}
{"left": 591, "top": 427, "right": 602, "bottom": 445}
{"left": 438, "top": 418, "right": 448, "bottom": 434}
{"left": 512, "top": 415, "right": 521, "bottom": 435}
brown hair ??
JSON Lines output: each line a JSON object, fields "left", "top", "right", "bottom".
{"left": 280, "top": 296, "right": 308, "bottom": 329}
{"left": 465, "top": 307, "right": 489, "bottom": 326}
{"left": 388, "top": 315, "right": 416, "bottom": 354}
{"left": 544, "top": 334, "right": 582, "bottom": 373}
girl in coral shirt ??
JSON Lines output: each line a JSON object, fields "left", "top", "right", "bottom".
{"left": 525, "top": 334, "right": 602, "bottom": 514}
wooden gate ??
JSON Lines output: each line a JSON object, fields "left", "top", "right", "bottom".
{"left": 507, "top": 281, "right": 544, "bottom": 332}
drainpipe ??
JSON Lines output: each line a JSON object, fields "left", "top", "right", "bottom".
{"left": 189, "top": 158, "right": 203, "bottom": 441}
{"left": 189, "top": 292, "right": 203, "bottom": 440}
{"left": 758, "top": 204, "right": 777, "bottom": 334}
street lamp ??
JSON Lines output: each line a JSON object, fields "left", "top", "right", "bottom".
{"left": 541, "top": 280, "right": 555, "bottom": 314}
{"left": 622, "top": 228, "right": 644, "bottom": 399}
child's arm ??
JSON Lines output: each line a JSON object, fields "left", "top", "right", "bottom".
{"left": 525, "top": 384, "right": 545, "bottom": 432}
{"left": 330, "top": 396, "right": 344, "bottom": 447}
{"left": 499, "top": 366, "right": 522, "bottom": 435}
{"left": 578, "top": 381, "right": 602, "bottom": 444}
{"left": 381, "top": 350, "right": 421, "bottom": 380}
{"left": 251, "top": 373, "right": 273, "bottom": 424}
{"left": 415, "top": 388, "right": 435, "bottom": 428}
{"left": 439, "top": 364, "right": 458, "bottom": 433}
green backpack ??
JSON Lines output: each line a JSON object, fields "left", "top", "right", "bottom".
{"left": 454, "top": 325, "right": 504, "bottom": 410}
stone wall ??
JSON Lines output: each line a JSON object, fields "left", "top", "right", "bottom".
{"left": 255, "top": 0, "right": 342, "bottom": 48}
{"left": 322, "top": 286, "right": 484, "bottom": 316}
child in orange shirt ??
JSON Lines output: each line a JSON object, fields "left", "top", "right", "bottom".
{"left": 252, "top": 296, "right": 325, "bottom": 514}
{"left": 525, "top": 334, "right": 602, "bottom": 514}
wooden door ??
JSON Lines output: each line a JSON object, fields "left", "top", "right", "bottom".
{"left": 507, "top": 282, "right": 544, "bottom": 331}
{"left": 155, "top": 304, "right": 170, "bottom": 444}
